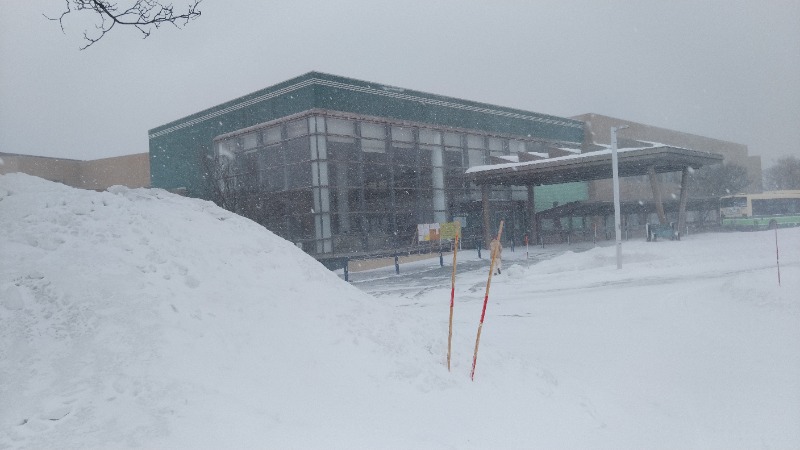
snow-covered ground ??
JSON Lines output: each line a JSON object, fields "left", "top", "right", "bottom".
{"left": 1, "top": 173, "right": 798, "bottom": 449}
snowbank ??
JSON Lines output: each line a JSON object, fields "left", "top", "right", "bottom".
{"left": 0, "top": 174, "right": 445, "bottom": 448}
{"left": 1, "top": 173, "right": 798, "bottom": 449}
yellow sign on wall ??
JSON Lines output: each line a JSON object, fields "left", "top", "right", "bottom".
{"left": 439, "top": 221, "right": 461, "bottom": 240}
{"left": 418, "top": 221, "right": 461, "bottom": 241}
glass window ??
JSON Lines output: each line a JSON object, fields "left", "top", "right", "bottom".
{"left": 257, "top": 168, "right": 269, "bottom": 188}
{"left": 263, "top": 143, "right": 284, "bottom": 168}
{"left": 468, "top": 149, "right": 485, "bottom": 167}
{"left": 327, "top": 118, "right": 356, "bottom": 136}
{"left": 265, "top": 166, "right": 284, "bottom": 191}
{"left": 509, "top": 139, "right": 526, "bottom": 154}
{"left": 287, "top": 213, "right": 315, "bottom": 239}
{"left": 360, "top": 122, "right": 385, "bottom": 139}
{"left": 286, "top": 138, "right": 311, "bottom": 164}
{"left": 364, "top": 189, "right": 391, "bottom": 211}
{"left": 466, "top": 134, "right": 485, "bottom": 149}
{"left": 395, "top": 208, "right": 420, "bottom": 237}
{"left": 327, "top": 140, "right": 358, "bottom": 161}
{"left": 327, "top": 135, "right": 356, "bottom": 144}
{"left": 286, "top": 163, "right": 312, "bottom": 189}
{"left": 527, "top": 141, "right": 546, "bottom": 153}
{"left": 363, "top": 150, "right": 388, "bottom": 166}
{"left": 243, "top": 132, "right": 258, "bottom": 150}
{"left": 286, "top": 119, "right": 308, "bottom": 138}
{"left": 329, "top": 162, "right": 362, "bottom": 188}
{"left": 446, "top": 188, "right": 465, "bottom": 206}
{"left": 343, "top": 189, "right": 361, "bottom": 213}
{"left": 445, "top": 169, "right": 464, "bottom": 189}
{"left": 263, "top": 125, "right": 282, "bottom": 145}
{"left": 444, "top": 148, "right": 463, "bottom": 167}
{"left": 417, "top": 189, "right": 435, "bottom": 214}
{"left": 419, "top": 145, "right": 436, "bottom": 167}
{"left": 394, "top": 188, "right": 416, "bottom": 211}
{"left": 332, "top": 225, "right": 365, "bottom": 252}
{"left": 392, "top": 126, "right": 413, "bottom": 142}
{"left": 364, "top": 164, "right": 391, "bottom": 188}
{"left": 444, "top": 132, "right": 462, "bottom": 147}
{"left": 216, "top": 140, "right": 232, "bottom": 157}
{"left": 221, "top": 137, "right": 242, "bottom": 154}
{"left": 419, "top": 129, "right": 441, "bottom": 145}
{"left": 394, "top": 166, "right": 417, "bottom": 188}
{"left": 361, "top": 138, "right": 385, "bottom": 153}
{"left": 418, "top": 166, "right": 433, "bottom": 189}
{"left": 488, "top": 137, "right": 503, "bottom": 154}
{"left": 392, "top": 146, "right": 417, "bottom": 166}
{"left": 239, "top": 152, "right": 258, "bottom": 176}
{"left": 256, "top": 147, "right": 269, "bottom": 170}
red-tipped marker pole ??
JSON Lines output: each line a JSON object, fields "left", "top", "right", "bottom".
{"left": 471, "top": 220, "right": 504, "bottom": 381}
{"left": 447, "top": 233, "right": 460, "bottom": 371}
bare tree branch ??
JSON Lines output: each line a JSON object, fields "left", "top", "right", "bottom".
{"left": 45, "top": 0, "right": 202, "bottom": 49}
{"left": 764, "top": 156, "right": 800, "bottom": 190}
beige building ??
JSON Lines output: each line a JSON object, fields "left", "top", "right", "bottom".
{"left": 0, "top": 152, "right": 150, "bottom": 190}
{"left": 572, "top": 113, "right": 762, "bottom": 202}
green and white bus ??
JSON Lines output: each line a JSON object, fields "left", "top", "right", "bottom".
{"left": 720, "top": 190, "right": 800, "bottom": 230}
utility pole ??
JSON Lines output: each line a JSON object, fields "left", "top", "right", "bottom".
{"left": 611, "top": 125, "right": 628, "bottom": 269}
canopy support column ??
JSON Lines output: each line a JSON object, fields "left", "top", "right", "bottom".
{"left": 677, "top": 166, "right": 691, "bottom": 234}
{"left": 648, "top": 166, "right": 667, "bottom": 224}
{"left": 526, "top": 184, "right": 537, "bottom": 245}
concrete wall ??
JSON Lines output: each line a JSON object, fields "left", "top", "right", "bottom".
{"left": 0, "top": 152, "right": 149, "bottom": 190}
{"left": 0, "top": 153, "right": 82, "bottom": 184}
{"left": 79, "top": 153, "right": 150, "bottom": 190}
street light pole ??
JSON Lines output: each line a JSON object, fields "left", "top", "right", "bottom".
{"left": 610, "top": 125, "right": 628, "bottom": 269}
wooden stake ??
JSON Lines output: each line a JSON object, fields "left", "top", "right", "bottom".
{"left": 471, "top": 221, "right": 504, "bottom": 381}
{"left": 447, "top": 233, "right": 460, "bottom": 371}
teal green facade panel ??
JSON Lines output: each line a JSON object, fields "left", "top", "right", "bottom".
{"left": 149, "top": 79, "right": 316, "bottom": 196}
{"left": 534, "top": 182, "right": 589, "bottom": 212}
{"left": 309, "top": 75, "right": 583, "bottom": 142}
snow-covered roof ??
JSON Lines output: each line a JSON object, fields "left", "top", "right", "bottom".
{"left": 465, "top": 145, "right": 723, "bottom": 186}
{"left": 494, "top": 155, "right": 520, "bottom": 163}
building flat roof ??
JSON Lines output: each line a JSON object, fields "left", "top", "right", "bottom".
{"left": 466, "top": 146, "right": 724, "bottom": 186}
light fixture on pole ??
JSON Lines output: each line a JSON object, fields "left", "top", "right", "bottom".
{"left": 610, "top": 125, "right": 629, "bottom": 269}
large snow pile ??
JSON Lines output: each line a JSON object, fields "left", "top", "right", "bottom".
{"left": 0, "top": 174, "right": 443, "bottom": 448}
{"left": 1, "top": 173, "right": 799, "bottom": 449}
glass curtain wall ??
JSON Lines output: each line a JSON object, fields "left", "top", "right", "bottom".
{"left": 216, "top": 112, "right": 553, "bottom": 256}
{"left": 360, "top": 121, "right": 392, "bottom": 251}
{"left": 325, "top": 117, "right": 361, "bottom": 253}
{"left": 214, "top": 118, "right": 319, "bottom": 250}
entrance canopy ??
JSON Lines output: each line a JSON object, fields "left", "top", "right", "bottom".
{"left": 464, "top": 145, "right": 724, "bottom": 248}
{"left": 465, "top": 146, "right": 723, "bottom": 186}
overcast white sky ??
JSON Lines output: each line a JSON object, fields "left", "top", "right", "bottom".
{"left": 1, "top": 1, "right": 798, "bottom": 167}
